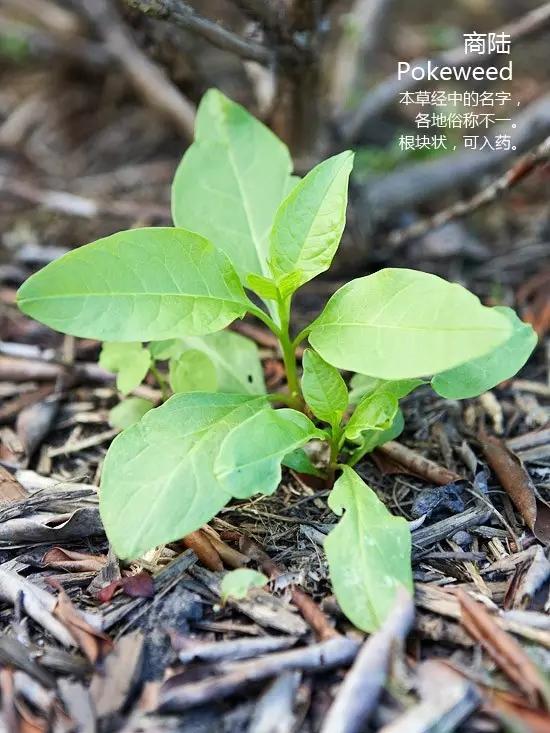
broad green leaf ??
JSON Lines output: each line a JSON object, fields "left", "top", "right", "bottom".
{"left": 99, "top": 342, "right": 151, "bottom": 395}
{"left": 215, "top": 408, "right": 323, "bottom": 499}
{"left": 169, "top": 350, "right": 218, "bottom": 393}
{"left": 282, "top": 448, "right": 324, "bottom": 477}
{"left": 220, "top": 568, "right": 268, "bottom": 603}
{"left": 109, "top": 397, "right": 154, "bottom": 430}
{"left": 172, "top": 89, "right": 293, "bottom": 280}
{"left": 355, "top": 409, "right": 405, "bottom": 455}
{"left": 269, "top": 151, "right": 354, "bottom": 290}
{"left": 349, "top": 375, "right": 424, "bottom": 405}
{"left": 285, "top": 174, "right": 301, "bottom": 196}
{"left": 346, "top": 376, "right": 423, "bottom": 445}
{"left": 301, "top": 349, "right": 348, "bottom": 427}
{"left": 325, "top": 466, "right": 412, "bottom": 632}
{"left": 178, "top": 331, "right": 265, "bottom": 394}
{"left": 148, "top": 340, "right": 180, "bottom": 360}
{"left": 100, "top": 392, "right": 268, "bottom": 559}
{"left": 431, "top": 307, "right": 537, "bottom": 399}
{"left": 309, "top": 268, "right": 511, "bottom": 380}
{"left": 17, "top": 228, "right": 249, "bottom": 342}
{"left": 345, "top": 391, "right": 398, "bottom": 442}
{"left": 379, "top": 379, "right": 425, "bottom": 400}
{"left": 348, "top": 375, "right": 384, "bottom": 405}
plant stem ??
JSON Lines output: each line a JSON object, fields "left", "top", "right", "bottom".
{"left": 150, "top": 364, "right": 170, "bottom": 402}
{"left": 347, "top": 442, "right": 369, "bottom": 468}
{"left": 292, "top": 325, "right": 311, "bottom": 349}
{"left": 267, "top": 392, "right": 297, "bottom": 407}
{"left": 246, "top": 302, "right": 281, "bottom": 337}
{"left": 276, "top": 294, "right": 303, "bottom": 409}
{"left": 327, "top": 424, "right": 343, "bottom": 485}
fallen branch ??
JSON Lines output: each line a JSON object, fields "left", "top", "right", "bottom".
{"left": 248, "top": 671, "right": 301, "bottom": 733}
{"left": 0, "top": 569, "right": 75, "bottom": 647}
{"left": 342, "top": 1, "right": 550, "bottom": 142}
{"left": 77, "top": 0, "right": 196, "bottom": 138}
{"left": 388, "top": 135, "right": 550, "bottom": 245}
{"left": 374, "top": 440, "right": 462, "bottom": 485}
{"left": 320, "top": 589, "right": 414, "bottom": 733}
{"left": 230, "top": 0, "right": 285, "bottom": 35}
{"left": 458, "top": 589, "right": 547, "bottom": 707}
{"left": 1, "top": 178, "right": 170, "bottom": 221}
{"left": 175, "top": 634, "right": 298, "bottom": 664}
{"left": 157, "top": 635, "right": 360, "bottom": 712}
{"left": 378, "top": 660, "right": 480, "bottom": 733}
{"left": 125, "top": 0, "right": 274, "bottom": 64}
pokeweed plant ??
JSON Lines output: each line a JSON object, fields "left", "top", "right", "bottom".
{"left": 17, "top": 89, "right": 536, "bottom": 632}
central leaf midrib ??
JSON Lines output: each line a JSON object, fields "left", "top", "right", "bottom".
{"left": 315, "top": 322, "right": 510, "bottom": 333}
{"left": 281, "top": 164, "right": 343, "bottom": 271}
{"left": 224, "top": 121, "right": 267, "bottom": 277}
{"left": 19, "top": 291, "right": 245, "bottom": 304}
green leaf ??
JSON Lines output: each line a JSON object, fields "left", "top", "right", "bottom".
{"left": 277, "top": 272, "right": 304, "bottom": 300}
{"left": 215, "top": 408, "right": 323, "bottom": 499}
{"left": 169, "top": 350, "right": 218, "bottom": 393}
{"left": 325, "top": 466, "right": 412, "bottom": 632}
{"left": 17, "top": 228, "right": 249, "bottom": 342}
{"left": 246, "top": 273, "right": 280, "bottom": 300}
{"left": 148, "top": 340, "right": 181, "bottom": 360}
{"left": 284, "top": 174, "right": 301, "bottom": 196}
{"left": 99, "top": 342, "right": 151, "bottom": 395}
{"left": 108, "top": 397, "right": 154, "bottom": 430}
{"left": 346, "top": 376, "right": 422, "bottom": 444}
{"left": 220, "top": 568, "right": 268, "bottom": 603}
{"left": 348, "top": 375, "right": 385, "bottom": 405}
{"left": 282, "top": 448, "right": 324, "bottom": 477}
{"left": 172, "top": 89, "right": 293, "bottom": 280}
{"left": 309, "top": 268, "right": 512, "bottom": 379}
{"left": 431, "top": 307, "right": 537, "bottom": 399}
{"left": 349, "top": 375, "right": 424, "bottom": 405}
{"left": 345, "top": 391, "right": 398, "bottom": 442}
{"left": 301, "top": 349, "right": 348, "bottom": 427}
{"left": 355, "top": 409, "right": 405, "bottom": 455}
{"left": 269, "top": 151, "right": 354, "bottom": 291}
{"left": 100, "top": 392, "right": 268, "bottom": 559}
{"left": 178, "top": 331, "right": 266, "bottom": 395}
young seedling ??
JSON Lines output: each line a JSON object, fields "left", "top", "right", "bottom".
{"left": 17, "top": 89, "right": 536, "bottom": 632}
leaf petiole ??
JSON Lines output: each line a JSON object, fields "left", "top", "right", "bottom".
{"left": 267, "top": 392, "right": 298, "bottom": 407}
{"left": 150, "top": 364, "right": 170, "bottom": 402}
{"left": 246, "top": 301, "right": 281, "bottom": 337}
{"left": 292, "top": 325, "right": 311, "bottom": 350}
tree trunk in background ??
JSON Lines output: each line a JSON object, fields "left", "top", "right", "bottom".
{"left": 271, "top": 0, "right": 324, "bottom": 165}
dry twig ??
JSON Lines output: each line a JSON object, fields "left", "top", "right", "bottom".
{"left": 125, "top": 0, "right": 274, "bottom": 64}
{"left": 78, "top": 0, "right": 196, "bottom": 137}
{"left": 158, "top": 636, "right": 360, "bottom": 712}
{"left": 321, "top": 589, "right": 414, "bottom": 733}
